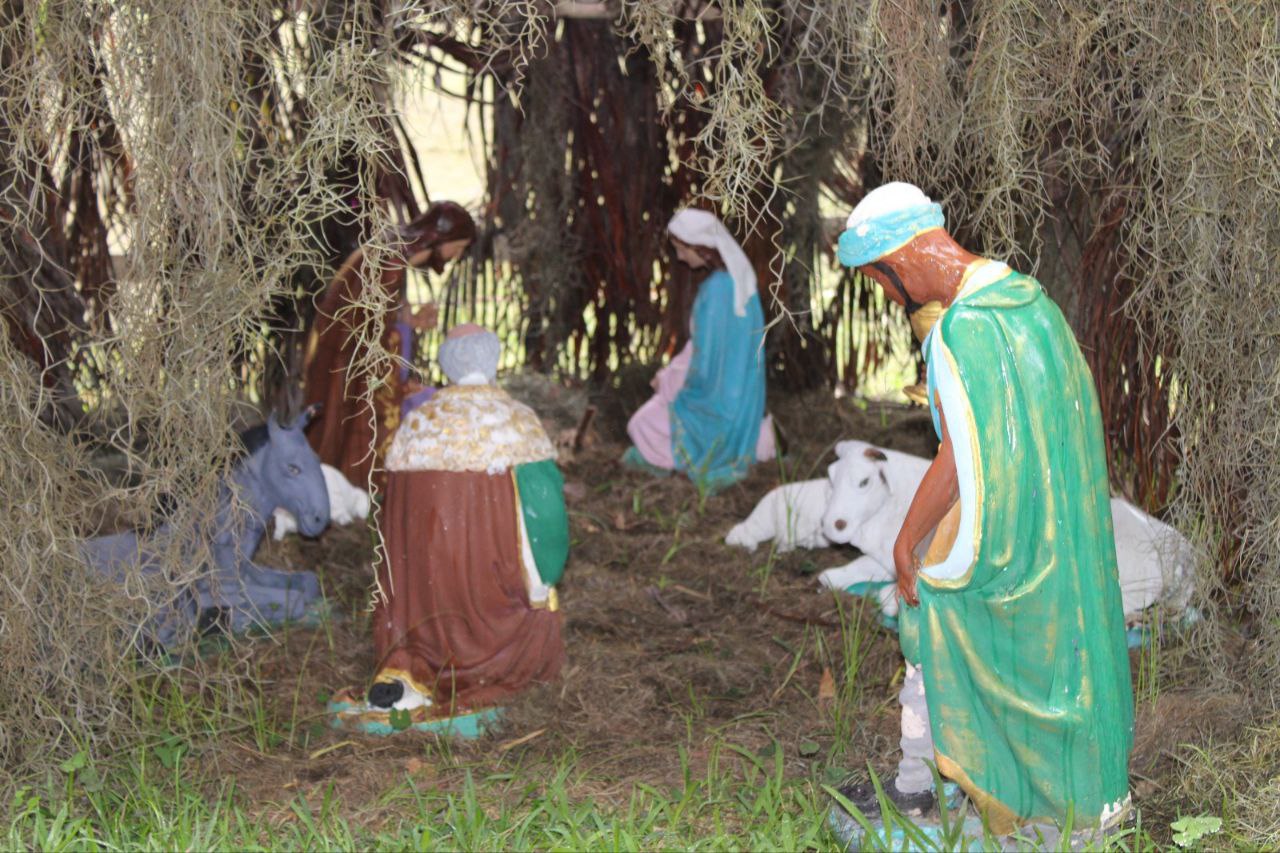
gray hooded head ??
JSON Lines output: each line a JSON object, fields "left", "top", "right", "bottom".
{"left": 438, "top": 325, "right": 501, "bottom": 385}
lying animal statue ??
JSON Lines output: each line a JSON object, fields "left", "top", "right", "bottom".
{"left": 724, "top": 478, "right": 832, "bottom": 552}
{"left": 815, "top": 440, "right": 1193, "bottom": 623}
{"left": 272, "top": 463, "right": 370, "bottom": 540}
{"left": 82, "top": 408, "right": 329, "bottom": 649}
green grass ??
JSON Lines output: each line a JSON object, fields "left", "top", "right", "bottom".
{"left": 6, "top": 625, "right": 1187, "bottom": 852}
{"left": 825, "top": 764, "right": 1176, "bottom": 853}
{"left": 12, "top": 460, "right": 1224, "bottom": 851}
{"left": 11, "top": 740, "right": 1182, "bottom": 851}
{"left": 10, "top": 739, "right": 840, "bottom": 851}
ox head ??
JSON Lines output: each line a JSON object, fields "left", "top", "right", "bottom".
{"left": 822, "top": 441, "right": 892, "bottom": 545}
{"left": 263, "top": 404, "right": 330, "bottom": 537}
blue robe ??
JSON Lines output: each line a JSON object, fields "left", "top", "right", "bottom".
{"left": 671, "top": 270, "right": 767, "bottom": 489}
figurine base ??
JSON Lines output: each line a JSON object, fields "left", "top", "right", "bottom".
{"left": 620, "top": 446, "right": 672, "bottom": 478}
{"left": 827, "top": 785, "right": 1130, "bottom": 852}
{"left": 327, "top": 687, "right": 501, "bottom": 738}
{"left": 827, "top": 806, "right": 985, "bottom": 852}
{"left": 842, "top": 580, "right": 900, "bottom": 631}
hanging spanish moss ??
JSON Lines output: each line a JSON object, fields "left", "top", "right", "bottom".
{"left": 0, "top": 3, "right": 1277, "bottom": 828}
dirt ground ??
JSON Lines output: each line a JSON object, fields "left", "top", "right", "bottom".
{"left": 203, "top": 373, "right": 1248, "bottom": 835}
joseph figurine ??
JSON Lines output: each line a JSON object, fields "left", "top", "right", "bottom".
{"left": 303, "top": 201, "right": 475, "bottom": 488}
{"left": 833, "top": 183, "right": 1133, "bottom": 833}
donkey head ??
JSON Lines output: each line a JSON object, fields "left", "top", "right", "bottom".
{"left": 262, "top": 405, "right": 330, "bottom": 537}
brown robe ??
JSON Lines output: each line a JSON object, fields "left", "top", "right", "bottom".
{"left": 303, "top": 255, "right": 406, "bottom": 488}
{"left": 374, "top": 468, "right": 564, "bottom": 711}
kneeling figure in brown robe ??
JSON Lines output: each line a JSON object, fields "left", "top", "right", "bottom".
{"left": 367, "top": 325, "right": 567, "bottom": 716}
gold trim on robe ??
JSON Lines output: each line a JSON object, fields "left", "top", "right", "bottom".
{"left": 386, "top": 384, "right": 556, "bottom": 473}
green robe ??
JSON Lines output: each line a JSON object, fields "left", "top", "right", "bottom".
{"left": 898, "top": 265, "right": 1133, "bottom": 832}
{"left": 515, "top": 459, "right": 570, "bottom": 586}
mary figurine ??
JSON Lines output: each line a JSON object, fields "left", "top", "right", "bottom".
{"left": 625, "top": 209, "right": 776, "bottom": 491}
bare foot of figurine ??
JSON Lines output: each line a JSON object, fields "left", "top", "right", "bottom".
{"left": 367, "top": 677, "right": 432, "bottom": 711}
{"left": 835, "top": 776, "right": 936, "bottom": 820}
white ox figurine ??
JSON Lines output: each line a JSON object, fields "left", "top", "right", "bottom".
{"left": 816, "top": 440, "right": 1193, "bottom": 622}
{"left": 272, "top": 463, "right": 371, "bottom": 540}
{"left": 725, "top": 479, "right": 833, "bottom": 552}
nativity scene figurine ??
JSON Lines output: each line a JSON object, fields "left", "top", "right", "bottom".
{"left": 332, "top": 324, "right": 570, "bottom": 735}
{"left": 828, "top": 182, "right": 1134, "bottom": 837}
{"left": 82, "top": 407, "right": 330, "bottom": 652}
{"left": 304, "top": 201, "right": 476, "bottom": 489}
{"left": 625, "top": 209, "right": 778, "bottom": 492}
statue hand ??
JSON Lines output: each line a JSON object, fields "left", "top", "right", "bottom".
{"left": 409, "top": 303, "right": 438, "bottom": 331}
{"left": 894, "top": 540, "right": 921, "bottom": 608}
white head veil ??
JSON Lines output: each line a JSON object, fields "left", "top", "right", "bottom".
{"left": 667, "top": 209, "right": 757, "bottom": 317}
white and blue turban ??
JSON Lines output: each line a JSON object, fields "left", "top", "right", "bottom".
{"left": 837, "top": 182, "right": 945, "bottom": 268}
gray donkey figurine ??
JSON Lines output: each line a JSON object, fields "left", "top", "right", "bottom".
{"left": 83, "top": 407, "right": 330, "bottom": 650}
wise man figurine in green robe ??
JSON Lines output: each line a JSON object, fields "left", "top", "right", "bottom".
{"left": 832, "top": 182, "right": 1134, "bottom": 834}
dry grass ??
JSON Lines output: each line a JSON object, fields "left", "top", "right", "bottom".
{"left": 225, "top": 387, "right": 936, "bottom": 808}
{"left": 1, "top": 4, "right": 1276, "bottom": 845}
{"left": 141, "top": 386, "right": 1245, "bottom": 846}
{"left": 0, "top": 0, "right": 411, "bottom": 782}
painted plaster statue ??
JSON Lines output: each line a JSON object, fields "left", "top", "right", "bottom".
{"left": 724, "top": 442, "right": 1192, "bottom": 639}
{"left": 272, "top": 462, "right": 370, "bottom": 540}
{"left": 348, "top": 324, "right": 568, "bottom": 726}
{"left": 724, "top": 478, "right": 833, "bottom": 552}
{"left": 829, "top": 183, "right": 1133, "bottom": 834}
{"left": 625, "top": 209, "right": 776, "bottom": 491}
{"left": 303, "top": 201, "right": 476, "bottom": 488}
{"left": 83, "top": 408, "right": 329, "bottom": 650}
{"left": 814, "top": 440, "right": 1193, "bottom": 635}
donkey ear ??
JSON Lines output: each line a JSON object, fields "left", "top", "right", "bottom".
{"left": 295, "top": 403, "right": 322, "bottom": 429}
{"left": 266, "top": 412, "right": 284, "bottom": 441}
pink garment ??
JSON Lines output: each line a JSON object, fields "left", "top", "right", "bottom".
{"left": 627, "top": 342, "right": 776, "bottom": 469}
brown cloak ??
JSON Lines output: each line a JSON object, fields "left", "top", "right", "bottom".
{"left": 375, "top": 469, "right": 564, "bottom": 711}
{"left": 304, "top": 201, "right": 475, "bottom": 488}
{"left": 373, "top": 385, "right": 564, "bottom": 712}
{"left": 302, "top": 253, "right": 405, "bottom": 488}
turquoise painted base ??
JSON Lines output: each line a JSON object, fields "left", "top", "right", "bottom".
{"left": 829, "top": 804, "right": 1128, "bottom": 852}
{"left": 621, "top": 446, "right": 672, "bottom": 478}
{"left": 327, "top": 699, "right": 502, "bottom": 739}
{"left": 842, "top": 581, "right": 900, "bottom": 632}
{"left": 827, "top": 807, "right": 987, "bottom": 852}
{"left": 827, "top": 782, "right": 969, "bottom": 852}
